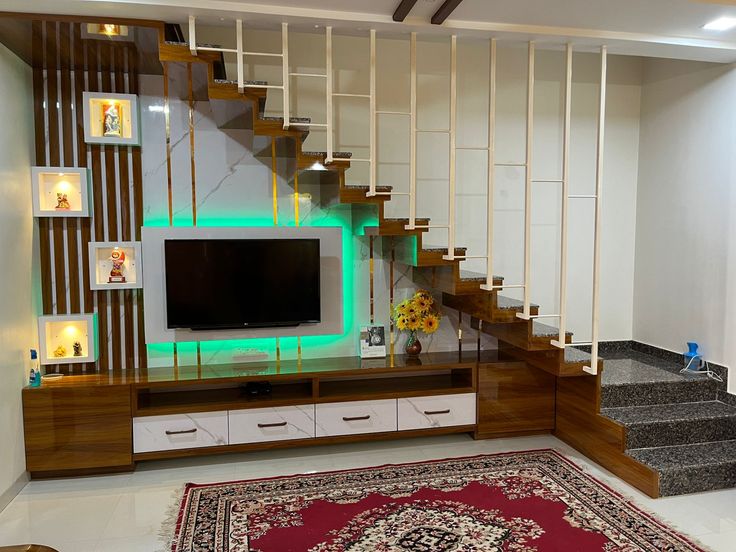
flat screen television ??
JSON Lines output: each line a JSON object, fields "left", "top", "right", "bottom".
{"left": 164, "top": 238, "right": 321, "bottom": 330}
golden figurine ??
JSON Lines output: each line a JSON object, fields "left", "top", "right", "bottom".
{"left": 103, "top": 102, "right": 122, "bottom": 137}
{"left": 55, "top": 192, "right": 71, "bottom": 210}
{"left": 108, "top": 248, "right": 127, "bottom": 283}
{"left": 53, "top": 344, "right": 67, "bottom": 358}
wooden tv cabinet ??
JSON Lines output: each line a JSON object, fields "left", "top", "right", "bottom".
{"left": 22, "top": 351, "right": 555, "bottom": 478}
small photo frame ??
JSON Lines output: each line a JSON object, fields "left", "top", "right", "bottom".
{"left": 360, "top": 325, "right": 386, "bottom": 358}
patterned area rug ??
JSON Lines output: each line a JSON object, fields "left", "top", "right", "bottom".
{"left": 169, "top": 449, "right": 705, "bottom": 551}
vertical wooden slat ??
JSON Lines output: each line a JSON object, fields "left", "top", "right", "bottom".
{"left": 87, "top": 39, "right": 109, "bottom": 372}
{"left": 46, "top": 21, "right": 68, "bottom": 316}
{"left": 74, "top": 24, "right": 94, "bottom": 317}
{"left": 33, "top": 21, "right": 53, "bottom": 316}
{"left": 129, "top": 47, "right": 147, "bottom": 371}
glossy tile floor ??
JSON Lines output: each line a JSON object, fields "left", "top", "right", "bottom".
{"left": 0, "top": 434, "right": 734, "bottom": 551}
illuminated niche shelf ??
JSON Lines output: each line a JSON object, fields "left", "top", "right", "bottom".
{"left": 82, "top": 92, "right": 140, "bottom": 146}
{"left": 31, "top": 167, "right": 90, "bottom": 218}
{"left": 81, "top": 23, "right": 134, "bottom": 42}
{"left": 38, "top": 313, "right": 98, "bottom": 365}
{"left": 88, "top": 241, "right": 143, "bottom": 290}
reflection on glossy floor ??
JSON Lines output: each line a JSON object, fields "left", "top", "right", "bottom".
{"left": 0, "top": 434, "right": 734, "bottom": 551}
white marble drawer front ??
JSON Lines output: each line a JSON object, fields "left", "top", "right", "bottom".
{"left": 229, "top": 405, "right": 316, "bottom": 444}
{"left": 316, "top": 399, "right": 397, "bottom": 437}
{"left": 397, "top": 393, "right": 476, "bottom": 431}
{"left": 133, "top": 411, "right": 228, "bottom": 453}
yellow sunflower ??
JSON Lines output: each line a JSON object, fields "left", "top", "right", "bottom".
{"left": 406, "top": 315, "right": 421, "bottom": 331}
{"left": 396, "top": 316, "right": 408, "bottom": 331}
{"left": 414, "top": 296, "right": 431, "bottom": 313}
{"left": 395, "top": 299, "right": 412, "bottom": 317}
{"left": 421, "top": 314, "right": 440, "bottom": 334}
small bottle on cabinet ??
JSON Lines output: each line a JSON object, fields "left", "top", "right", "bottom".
{"left": 29, "top": 349, "right": 41, "bottom": 387}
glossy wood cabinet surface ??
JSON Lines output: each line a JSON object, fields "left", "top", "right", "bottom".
{"left": 22, "top": 385, "right": 133, "bottom": 477}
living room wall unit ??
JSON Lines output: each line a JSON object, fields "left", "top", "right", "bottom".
{"left": 31, "top": 20, "right": 147, "bottom": 374}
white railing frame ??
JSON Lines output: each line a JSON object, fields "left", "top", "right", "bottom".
{"left": 407, "top": 32, "right": 418, "bottom": 229}
{"left": 442, "top": 36, "right": 458, "bottom": 261}
{"left": 516, "top": 41, "right": 535, "bottom": 319}
{"left": 480, "top": 38, "right": 497, "bottom": 291}
{"left": 367, "top": 29, "right": 377, "bottom": 196}
{"left": 551, "top": 44, "right": 574, "bottom": 349}
{"left": 326, "top": 26, "right": 333, "bottom": 162}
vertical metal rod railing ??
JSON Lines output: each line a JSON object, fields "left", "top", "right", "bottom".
{"left": 367, "top": 29, "right": 377, "bottom": 195}
{"left": 407, "top": 32, "right": 418, "bottom": 228}
{"left": 236, "top": 19, "right": 244, "bottom": 93}
{"left": 480, "top": 39, "right": 497, "bottom": 291}
{"left": 584, "top": 45, "right": 608, "bottom": 376}
{"left": 551, "top": 44, "right": 574, "bottom": 349}
{"left": 282, "top": 23, "right": 290, "bottom": 129}
{"left": 516, "top": 41, "right": 535, "bottom": 319}
{"left": 326, "top": 26, "right": 333, "bottom": 162}
{"left": 442, "top": 35, "right": 458, "bottom": 260}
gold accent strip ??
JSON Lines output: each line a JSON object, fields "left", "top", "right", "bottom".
{"left": 271, "top": 138, "right": 278, "bottom": 225}
{"left": 294, "top": 168, "right": 300, "bottom": 227}
{"left": 389, "top": 237, "right": 395, "bottom": 357}
{"left": 172, "top": 341, "right": 179, "bottom": 378}
{"left": 188, "top": 62, "right": 197, "bottom": 226}
{"left": 163, "top": 62, "right": 172, "bottom": 226}
{"left": 369, "top": 236, "right": 375, "bottom": 324}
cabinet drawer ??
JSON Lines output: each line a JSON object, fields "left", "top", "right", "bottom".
{"left": 133, "top": 412, "right": 228, "bottom": 453}
{"left": 398, "top": 393, "right": 476, "bottom": 431}
{"left": 316, "top": 399, "right": 397, "bottom": 437}
{"left": 229, "top": 405, "right": 315, "bottom": 444}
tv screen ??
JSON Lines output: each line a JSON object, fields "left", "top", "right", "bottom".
{"left": 164, "top": 238, "right": 321, "bottom": 330}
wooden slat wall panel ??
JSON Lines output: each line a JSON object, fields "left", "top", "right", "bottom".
{"left": 33, "top": 21, "right": 147, "bottom": 373}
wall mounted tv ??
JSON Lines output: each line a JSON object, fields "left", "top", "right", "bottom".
{"left": 164, "top": 238, "right": 321, "bottom": 330}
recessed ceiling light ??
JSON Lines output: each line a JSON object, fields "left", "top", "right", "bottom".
{"left": 703, "top": 17, "right": 736, "bottom": 31}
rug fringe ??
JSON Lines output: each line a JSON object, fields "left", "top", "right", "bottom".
{"left": 158, "top": 484, "right": 188, "bottom": 552}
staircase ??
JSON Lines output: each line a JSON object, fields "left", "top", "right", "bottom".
{"left": 160, "top": 30, "right": 736, "bottom": 499}
{"left": 600, "top": 347, "right": 736, "bottom": 496}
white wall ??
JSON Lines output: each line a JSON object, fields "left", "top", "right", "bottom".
{"left": 0, "top": 43, "right": 35, "bottom": 509}
{"left": 189, "top": 27, "right": 642, "bottom": 344}
{"left": 634, "top": 59, "right": 736, "bottom": 393}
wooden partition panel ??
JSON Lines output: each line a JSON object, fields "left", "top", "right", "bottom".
{"left": 32, "top": 20, "right": 147, "bottom": 373}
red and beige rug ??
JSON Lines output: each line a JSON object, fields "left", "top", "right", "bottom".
{"left": 169, "top": 449, "right": 705, "bottom": 551}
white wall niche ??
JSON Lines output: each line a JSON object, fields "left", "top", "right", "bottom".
{"left": 37, "top": 313, "right": 98, "bottom": 365}
{"left": 82, "top": 91, "right": 140, "bottom": 146}
{"left": 88, "top": 241, "right": 143, "bottom": 290}
{"left": 31, "top": 166, "right": 90, "bottom": 217}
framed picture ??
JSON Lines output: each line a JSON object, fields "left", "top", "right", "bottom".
{"left": 360, "top": 325, "right": 386, "bottom": 358}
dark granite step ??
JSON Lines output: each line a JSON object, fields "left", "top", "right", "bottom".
{"left": 602, "top": 400, "right": 736, "bottom": 449}
{"left": 627, "top": 440, "right": 736, "bottom": 496}
{"left": 600, "top": 352, "right": 720, "bottom": 408}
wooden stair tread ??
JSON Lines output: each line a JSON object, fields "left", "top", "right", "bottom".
{"left": 459, "top": 269, "right": 503, "bottom": 283}
{"left": 532, "top": 320, "right": 572, "bottom": 337}
{"left": 302, "top": 151, "right": 353, "bottom": 159}
{"left": 344, "top": 185, "right": 393, "bottom": 192}
{"left": 496, "top": 295, "right": 538, "bottom": 311}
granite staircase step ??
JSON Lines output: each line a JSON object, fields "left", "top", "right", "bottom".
{"left": 600, "top": 352, "right": 721, "bottom": 408}
{"left": 627, "top": 439, "right": 736, "bottom": 496}
{"left": 602, "top": 400, "right": 736, "bottom": 449}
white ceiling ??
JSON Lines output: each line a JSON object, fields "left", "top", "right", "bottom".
{"left": 5, "top": 0, "right": 736, "bottom": 61}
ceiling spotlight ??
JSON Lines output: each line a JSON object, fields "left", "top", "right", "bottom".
{"left": 703, "top": 17, "right": 736, "bottom": 31}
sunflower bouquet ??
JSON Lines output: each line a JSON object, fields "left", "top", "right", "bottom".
{"left": 391, "top": 289, "right": 442, "bottom": 356}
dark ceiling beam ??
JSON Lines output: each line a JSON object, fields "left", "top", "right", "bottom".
{"left": 431, "top": 0, "right": 465, "bottom": 25}
{"left": 393, "top": 0, "right": 419, "bottom": 22}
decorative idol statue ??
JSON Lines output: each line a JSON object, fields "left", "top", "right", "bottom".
{"left": 103, "top": 102, "right": 122, "bottom": 137}
{"left": 55, "top": 192, "right": 71, "bottom": 210}
{"left": 108, "top": 248, "right": 126, "bottom": 283}
{"left": 53, "top": 344, "right": 67, "bottom": 358}
{"left": 73, "top": 341, "right": 83, "bottom": 357}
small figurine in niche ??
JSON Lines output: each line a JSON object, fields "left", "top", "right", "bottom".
{"left": 103, "top": 102, "right": 122, "bottom": 137}
{"left": 108, "top": 248, "right": 126, "bottom": 283}
{"left": 55, "top": 192, "right": 71, "bottom": 210}
{"left": 73, "top": 341, "right": 83, "bottom": 357}
{"left": 53, "top": 344, "right": 67, "bottom": 358}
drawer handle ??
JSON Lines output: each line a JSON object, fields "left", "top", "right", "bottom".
{"left": 165, "top": 428, "right": 197, "bottom": 436}
{"left": 424, "top": 409, "right": 451, "bottom": 415}
{"left": 342, "top": 415, "right": 371, "bottom": 422}
{"left": 258, "top": 421, "right": 288, "bottom": 428}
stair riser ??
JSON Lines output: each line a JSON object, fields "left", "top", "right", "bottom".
{"left": 625, "top": 418, "right": 736, "bottom": 449}
{"left": 658, "top": 463, "right": 736, "bottom": 496}
{"left": 601, "top": 381, "right": 719, "bottom": 408}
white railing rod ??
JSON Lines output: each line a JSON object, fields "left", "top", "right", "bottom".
{"left": 584, "top": 45, "right": 608, "bottom": 377}
{"left": 407, "top": 32, "right": 418, "bottom": 229}
{"left": 243, "top": 84, "right": 284, "bottom": 90}
{"left": 282, "top": 23, "right": 290, "bottom": 129}
{"left": 516, "top": 41, "right": 535, "bottom": 320}
{"left": 326, "top": 26, "right": 333, "bottom": 163}
{"left": 367, "top": 29, "right": 377, "bottom": 196}
{"left": 442, "top": 35, "right": 458, "bottom": 261}
{"left": 291, "top": 72, "right": 327, "bottom": 78}
{"left": 198, "top": 46, "right": 238, "bottom": 54}
{"left": 244, "top": 52, "right": 283, "bottom": 58}
{"left": 552, "top": 43, "right": 574, "bottom": 350}
{"left": 377, "top": 110, "right": 411, "bottom": 115}
{"left": 481, "top": 38, "right": 497, "bottom": 292}
{"left": 496, "top": 162, "right": 526, "bottom": 167}
{"left": 336, "top": 93, "right": 371, "bottom": 98}
{"left": 236, "top": 19, "right": 244, "bottom": 93}
{"left": 189, "top": 15, "right": 197, "bottom": 55}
